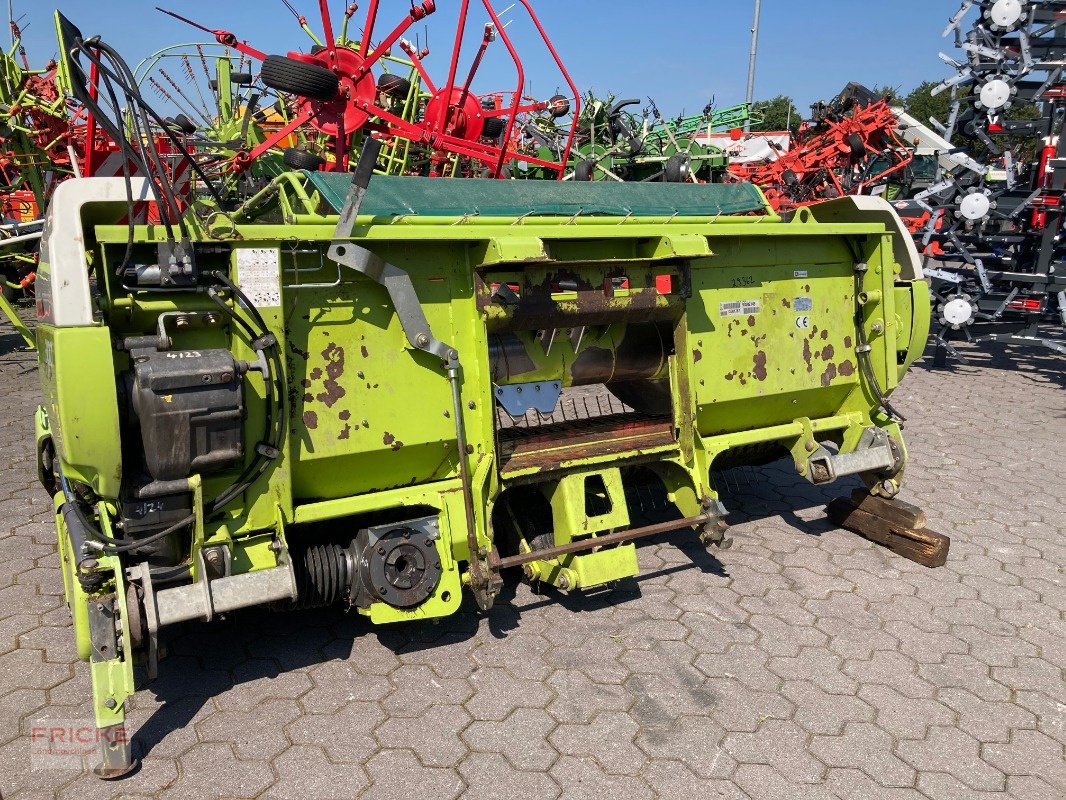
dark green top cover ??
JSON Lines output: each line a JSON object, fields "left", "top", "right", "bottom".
{"left": 306, "top": 173, "right": 768, "bottom": 219}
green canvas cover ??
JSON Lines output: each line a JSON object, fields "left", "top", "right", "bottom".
{"left": 306, "top": 173, "right": 769, "bottom": 219}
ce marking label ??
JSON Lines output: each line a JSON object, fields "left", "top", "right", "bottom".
{"left": 796, "top": 315, "right": 812, "bottom": 330}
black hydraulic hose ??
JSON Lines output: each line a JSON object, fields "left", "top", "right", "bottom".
{"left": 82, "top": 41, "right": 187, "bottom": 237}
{"left": 72, "top": 36, "right": 227, "bottom": 214}
{"left": 855, "top": 266, "right": 906, "bottom": 422}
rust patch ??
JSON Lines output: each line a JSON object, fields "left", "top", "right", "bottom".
{"left": 753, "top": 351, "right": 768, "bottom": 381}
{"left": 724, "top": 371, "right": 736, "bottom": 381}
{"left": 382, "top": 432, "right": 395, "bottom": 446}
{"left": 839, "top": 360, "right": 856, "bottom": 377}
{"left": 692, "top": 349, "right": 703, "bottom": 363}
{"left": 803, "top": 339, "right": 813, "bottom": 372}
{"left": 303, "top": 410, "right": 319, "bottom": 430}
{"left": 360, "top": 345, "right": 369, "bottom": 359}
{"left": 820, "top": 329, "right": 829, "bottom": 341}
{"left": 747, "top": 315, "right": 756, "bottom": 327}
{"left": 310, "top": 368, "right": 323, "bottom": 380}
{"left": 844, "top": 335, "right": 853, "bottom": 349}
{"left": 782, "top": 297, "right": 791, "bottom": 309}
{"left": 740, "top": 330, "right": 748, "bottom": 337}
{"left": 339, "top": 410, "right": 352, "bottom": 421}
{"left": 821, "top": 344, "right": 835, "bottom": 361}
{"left": 391, "top": 440, "right": 404, "bottom": 451}
{"left": 303, "top": 393, "right": 313, "bottom": 403}
{"left": 301, "top": 379, "right": 312, "bottom": 389}
{"left": 821, "top": 363, "right": 838, "bottom": 387}
{"left": 316, "top": 343, "right": 347, "bottom": 408}
{"left": 338, "top": 424, "right": 351, "bottom": 440}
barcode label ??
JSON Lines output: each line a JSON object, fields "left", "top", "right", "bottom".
{"left": 720, "top": 299, "right": 761, "bottom": 317}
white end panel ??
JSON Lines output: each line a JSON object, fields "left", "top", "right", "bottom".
{"left": 805, "top": 195, "right": 924, "bottom": 282}
{"left": 36, "top": 177, "right": 151, "bottom": 327}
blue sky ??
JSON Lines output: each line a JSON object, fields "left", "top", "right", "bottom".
{"left": 11, "top": 0, "right": 967, "bottom": 116}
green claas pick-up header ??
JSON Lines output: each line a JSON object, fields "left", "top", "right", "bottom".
{"left": 35, "top": 163, "right": 930, "bottom": 776}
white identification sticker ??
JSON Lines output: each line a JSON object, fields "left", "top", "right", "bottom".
{"left": 719, "top": 299, "right": 762, "bottom": 317}
{"left": 794, "top": 270, "right": 809, "bottom": 279}
{"left": 236, "top": 248, "right": 281, "bottom": 308}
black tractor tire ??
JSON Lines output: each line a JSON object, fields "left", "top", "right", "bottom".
{"left": 377, "top": 73, "right": 412, "bottom": 99}
{"left": 172, "top": 114, "right": 197, "bottom": 134}
{"left": 574, "top": 159, "right": 596, "bottom": 182}
{"left": 548, "top": 94, "right": 571, "bottom": 119}
{"left": 481, "top": 117, "right": 507, "bottom": 140}
{"left": 846, "top": 132, "right": 866, "bottom": 157}
{"left": 283, "top": 148, "right": 327, "bottom": 171}
{"left": 230, "top": 72, "right": 253, "bottom": 86}
{"left": 664, "top": 154, "right": 691, "bottom": 183}
{"left": 261, "top": 55, "right": 339, "bottom": 101}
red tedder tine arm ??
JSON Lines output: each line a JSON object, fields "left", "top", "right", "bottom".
{"left": 510, "top": 0, "right": 581, "bottom": 173}
{"left": 318, "top": 0, "right": 336, "bottom": 51}
{"left": 359, "top": 0, "right": 380, "bottom": 57}
{"left": 156, "top": 8, "right": 267, "bottom": 62}
{"left": 231, "top": 107, "right": 314, "bottom": 172}
{"left": 357, "top": 2, "right": 437, "bottom": 79}
{"left": 479, "top": 1, "right": 524, "bottom": 177}
{"left": 398, "top": 40, "right": 437, "bottom": 95}
{"left": 434, "top": 0, "right": 471, "bottom": 138}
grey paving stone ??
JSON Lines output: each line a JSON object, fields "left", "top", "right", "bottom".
{"left": 1, "top": 329, "right": 1062, "bottom": 798}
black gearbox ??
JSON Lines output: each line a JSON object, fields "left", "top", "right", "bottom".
{"left": 128, "top": 348, "right": 245, "bottom": 482}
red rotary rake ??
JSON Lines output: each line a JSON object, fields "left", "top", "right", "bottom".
{"left": 160, "top": 0, "right": 580, "bottom": 178}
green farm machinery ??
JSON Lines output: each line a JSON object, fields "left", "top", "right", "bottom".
{"left": 32, "top": 7, "right": 936, "bottom": 780}
{"left": 561, "top": 95, "right": 736, "bottom": 183}
{"left": 37, "top": 160, "right": 931, "bottom": 774}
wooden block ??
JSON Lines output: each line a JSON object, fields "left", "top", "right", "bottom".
{"left": 828, "top": 498, "right": 950, "bottom": 568}
{"left": 850, "top": 489, "right": 927, "bottom": 530}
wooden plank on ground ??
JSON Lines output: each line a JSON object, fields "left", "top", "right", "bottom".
{"left": 849, "top": 489, "right": 927, "bottom": 530}
{"left": 828, "top": 497, "right": 950, "bottom": 568}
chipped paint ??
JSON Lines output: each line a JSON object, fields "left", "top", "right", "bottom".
{"left": 839, "top": 360, "right": 856, "bottom": 377}
{"left": 821, "top": 362, "right": 838, "bottom": 387}
{"left": 316, "top": 343, "right": 347, "bottom": 408}
{"left": 753, "top": 352, "right": 768, "bottom": 381}
{"left": 303, "top": 410, "right": 319, "bottom": 430}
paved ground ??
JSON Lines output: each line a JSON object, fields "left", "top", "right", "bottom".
{"left": 0, "top": 309, "right": 1063, "bottom": 800}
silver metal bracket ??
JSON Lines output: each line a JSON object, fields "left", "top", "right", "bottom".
{"left": 325, "top": 139, "right": 458, "bottom": 365}
{"left": 493, "top": 381, "right": 562, "bottom": 417}
{"left": 805, "top": 427, "right": 904, "bottom": 485}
